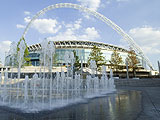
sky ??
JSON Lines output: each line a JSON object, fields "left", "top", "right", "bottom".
{"left": 0, "top": 0, "right": 160, "bottom": 70}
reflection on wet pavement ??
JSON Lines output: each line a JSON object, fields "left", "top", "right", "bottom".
{"left": 0, "top": 90, "right": 141, "bottom": 120}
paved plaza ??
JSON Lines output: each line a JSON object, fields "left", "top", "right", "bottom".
{"left": 0, "top": 84, "right": 160, "bottom": 120}
{"left": 117, "top": 86, "right": 160, "bottom": 120}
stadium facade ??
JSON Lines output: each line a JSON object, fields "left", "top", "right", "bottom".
{"left": 27, "top": 40, "right": 146, "bottom": 68}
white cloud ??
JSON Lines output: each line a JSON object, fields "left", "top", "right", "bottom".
{"left": 0, "top": 41, "right": 12, "bottom": 63}
{"left": 74, "top": 19, "right": 82, "bottom": 30}
{"left": 77, "top": 0, "right": 101, "bottom": 11}
{"left": 23, "top": 17, "right": 62, "bottom": 34}
{"left": 24, "top": 11, "right": 31, "bottom": 15}
{"left": 129, "top": 26, "right": 160, "bottom": 55}
{"left": 48, "top": 29, "right": 77, "bottom": 41}
{"left": 0, "top": 41, "right": 12, "bottom": 52}
{"left": 79, "top": 27, "right": 100, "bottom": 40}
{"left": 24, "top": 16, "right": 31, "bottom": 23}
{"left": 66, "top": 19, "right": 82, "bottom": 30}
{"left": 16, "top": 24, "right": 25, "bottom": 29}
{"left": 31, "top": 18, "right": 62, "bottom": 34}
{"left": 47, "top": 26, "right": 100, "bottom": 41}
{"left": 47, "top": 19, "right": 83, "bottom": 41}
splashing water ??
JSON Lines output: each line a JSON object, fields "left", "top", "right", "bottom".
{"left": 0, "top": 41, "right": 116, "bottom": 113}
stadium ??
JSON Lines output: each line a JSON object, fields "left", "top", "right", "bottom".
{"left": 20, "top": 39, "right": 154, "bottom": 78}
{"left": 28, "top": 40, "right": 137, "bottom": 66}
{"left": 24, "top": 40, "right": 151, "bottom": 76}
{"left": 3, "top": 39, "right": 153, "bottom": 78}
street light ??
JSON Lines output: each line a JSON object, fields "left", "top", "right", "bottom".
{"left": 125, "top": 58, "right": 129, "bottom": 79}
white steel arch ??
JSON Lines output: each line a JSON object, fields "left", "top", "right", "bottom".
{"left": 21, "top": 3, "right": 153, "bottom": 70}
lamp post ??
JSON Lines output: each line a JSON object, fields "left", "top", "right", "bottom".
{"left": 80, "top": 56, "right": 83, "bottom": 78}
{"left": 158, "top": 61, "right": 160, "bottom": 75}
{"left": 125, "top": 58, "right": 129, "bottom": 79}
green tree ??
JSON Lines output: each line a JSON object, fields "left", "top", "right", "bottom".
{"left": 127, "top": 49, "right": 140, "bottom": 77}
{"left": 109, "top": 50, "right": 123, "bottom": 72}
{"left": 17, "top": 37, "right": 31, "bottom": 66}
{"left": 73, "top": 50, "right": 81, "bottom": 72}
{"left": 23, "top": 48, "right": 31, "bottom": 66}
{"left": 88, "top": 46, "right": 106, "bottom": 71}
{"left": 53, "top": 53, "right": 58, "bottom": 66}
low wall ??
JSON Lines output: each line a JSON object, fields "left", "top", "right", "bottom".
{"left": 114, "top": 78, "right": 160, "bottom": 87}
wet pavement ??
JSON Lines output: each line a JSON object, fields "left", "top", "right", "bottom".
{"left": 0, "top": 87, "right": 160, "bottom": 120}
{"left": 0, "top": 90, "right": 142, "bottom": 120}
{"left": 117, "top": 87, "right": 160, "bottom": 120}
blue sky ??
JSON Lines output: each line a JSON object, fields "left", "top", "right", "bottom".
{"left": 0, "top": 0, "right": 160, "bottom": 70}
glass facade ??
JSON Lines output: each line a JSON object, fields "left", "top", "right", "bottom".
{"left": 29, "top": 48, "right": 130, "bottom": 66}
{"left": 29, "top": 53, "right": 40, "bottom": 66}
{"left": 55, "top": 48, "right": 128, "bottom": 64}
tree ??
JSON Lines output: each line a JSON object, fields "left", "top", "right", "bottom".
{"left": 53, "top": 53, "right": 58, "bottom": 66}
{"left": 23, "top": 48, "right": 32, "bottom": 66}
{"left": 6, "top": 38, "right": 31, "bottom": 67}
{"left": 109, "top": 50, "right": 123, "bottom": 72}
{"left": 127, "top": 49, "right": 140, "bottom": 77}
{"left": 88, "top": 46, "right": 106, "bottom": 71}
{"left": 17, "top": 37, "right": 31, "bottom": 66}
{"left": 73, "top": 50, "right": 81, "bottom": 72}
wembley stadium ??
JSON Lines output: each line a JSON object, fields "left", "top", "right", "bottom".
{"left": 3, "top": 40, "right": 153, "bottom": 78}
{"left": 27, "top": 40, "right": 145, "bottom": 68}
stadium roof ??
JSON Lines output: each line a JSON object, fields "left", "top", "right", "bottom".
{"left": 28, "top": 40, "right": 128, "bottom": 53}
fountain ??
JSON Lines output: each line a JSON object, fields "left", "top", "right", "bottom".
{"left": 0, "top": 41, "right": 116, "bottom": 113}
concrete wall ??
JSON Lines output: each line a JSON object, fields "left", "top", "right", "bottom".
{"left": 114, "top": 78, "right": 160, "bottom": 87}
